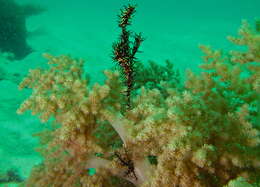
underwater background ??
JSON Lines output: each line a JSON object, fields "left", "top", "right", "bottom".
{"left": 0, "top": 0, "right": 259, "bottom": 186}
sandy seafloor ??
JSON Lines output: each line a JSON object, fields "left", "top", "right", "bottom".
{"left": 0, "top": 0, "right": 259, "bottom": 186}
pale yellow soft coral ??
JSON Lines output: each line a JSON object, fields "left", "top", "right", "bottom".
{"left": 228, "top": 20, "right": 260, "bottom": 64}
{"left": 126, "top": 21, "right": 260, "bottom": 187}
{"left": 191, "top": 144, "right": 217, "bottom": 168}
{"left": 17, "top": 54, "right": 128, "bottom": 186}
{"left": 124, "top": 87, "right": 170, "bottom": 156}
{"left": 17, "top": 53, "right": 86, "bottom": 122}
{"left": 186, "top": 45, "right": 259, "bottom": 126}
{"left": 17, "top": 54, "right": 124, "bottom": 142}
{"left": 138, "top": 89, "right": 260, "bottom": 187}
{"left": 17, "top": 21, "right": 260, "bottom": 187}
{"left": 227, "top": 23, "right": 260, "bottom": 130}
{"left": 227, "top": 20, "right": 260, "bottom": 96}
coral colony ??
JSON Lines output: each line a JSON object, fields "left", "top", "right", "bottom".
{"left": 17, "top": 4, "right": 260, "bottom": 187}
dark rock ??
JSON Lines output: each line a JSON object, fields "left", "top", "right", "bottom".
{"left": 0, "top": 0, "right": 45, "bottom": 60}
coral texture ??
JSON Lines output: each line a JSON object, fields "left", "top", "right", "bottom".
{"left": 17, "top": 18, "right": 260, "bottom": 187}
